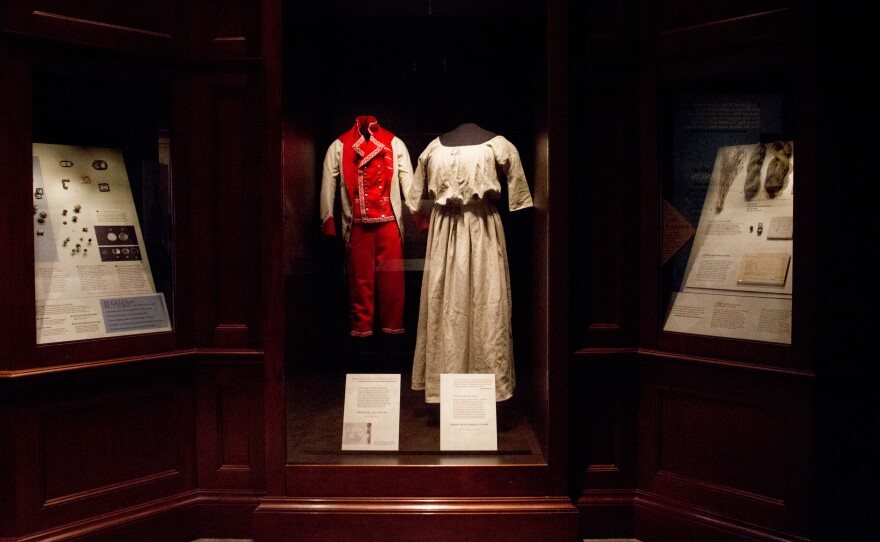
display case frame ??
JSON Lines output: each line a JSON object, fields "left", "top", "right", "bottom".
{"left": 0, "top": 44, "right": 183, "bottom": 372}
{"left": 643, "top": 44, "right": 816, "bottom": 371}
{"left": 254, "top": 0, "right": 579, "bottom": 538}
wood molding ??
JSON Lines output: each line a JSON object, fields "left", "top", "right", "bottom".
{"left": 254, "top": 496, "right": 579, "bottom": 542}
{"left": 4, "top": 7, "right": 177, "bottom": 57}
{"left": 576, "top": 489, "right": 809, "bottom": 542}
{"left": 9, "top": 490, "right": 263, "bottom": 542}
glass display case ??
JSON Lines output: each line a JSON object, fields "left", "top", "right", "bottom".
{"left": 281, "top": 1, "right": 554, "bottom": 469}
{"left": 661, "top": 92, "right": 793, "bottom": 345}
{"left": 30, "top": 54, "right": 175, "bottom": 357}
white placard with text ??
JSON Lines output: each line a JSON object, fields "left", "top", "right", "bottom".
{"left": 440, "top": 373, "right": 498, "bottom": 451}
{"left": 341, "top": 374, "right": 401, "bottom": 451}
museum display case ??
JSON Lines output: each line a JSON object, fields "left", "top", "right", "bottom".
{"left": 282, "top": 1, "right": 543, "bottom": 466}
{"left": 31, "top": 60, "right": 174, "bottom": 348}
{"left": 567, "top": 4, "right": 817, "bottom": 540}
{"left": 0, "top": 42, "right": 179, "bottom": 367}
{"left": 1, "top": 2, "right": 267, "bottom": 540}
{"left": 651, "top": 63, "right": 808, "bottom": 368}
{"left": 8, "top": 1, "right": 863, "bottom": 541}
{"left": 661, "top": 91, "right": 794, "bottom": 345}
{"left": 253, "top": 0, "right": 578, "bottom": 539}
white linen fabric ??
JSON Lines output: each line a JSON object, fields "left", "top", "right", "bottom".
{"left": 408, "top": 135, "right": 533, "bottom": 403}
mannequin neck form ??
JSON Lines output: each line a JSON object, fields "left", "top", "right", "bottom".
{"left": 439, "top": 122, "right": 496, "bottom": 146}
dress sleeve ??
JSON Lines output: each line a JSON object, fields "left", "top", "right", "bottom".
{"left": 406, "top": 141, "right": 431, "bottom": 213}
{"left": 319, "top": 139, "right": 342, "bottom": 235}
{"left": 393, "top": 137, "right": 415, "bottom": 209}
{"left": 406, "top": 142, "right": 437, "bottom": 229}
{"left": 495, "top": 138, "right": 534, "bottom": 211}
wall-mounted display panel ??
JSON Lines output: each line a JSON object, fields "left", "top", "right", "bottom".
{"left": 31, "top": 55, "right": 175, "bottom": 355}
{"left": 33, "top": 143, "right": 172, "bottom": 344}
{"left": 662, "top": 93, "right": 793, "bottom": 344}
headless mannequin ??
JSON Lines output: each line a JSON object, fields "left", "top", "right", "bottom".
{"left": 438, "top": 123, "right": 496, "bottom": 146}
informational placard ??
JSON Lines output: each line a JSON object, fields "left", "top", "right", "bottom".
{"left": 33, "top": 143, "right": 171, "bottom": 344}
{"left": 341, "top": 374, "right": 401, "bottom": 451}
{"left": 664, "top": 291, "right": 792, "bottom": 344}
{"left": 440, "top": 373, "right": 498, "bottom": 451}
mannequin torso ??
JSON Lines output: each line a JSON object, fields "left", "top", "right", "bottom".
{"left": 438, "top": 123, "right": 496, "bottom": 146}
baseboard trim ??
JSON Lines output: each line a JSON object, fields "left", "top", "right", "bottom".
{"left": 576, "top": 490, "right": 809, "bottom": 542}
{"left": 254, "top": 496, "right": 580, "bottom": 542}
{"left": 8, "top": 490, "right": 264, "bottom": 542}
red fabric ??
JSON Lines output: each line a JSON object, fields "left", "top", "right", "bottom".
{"left": 339, "top": 116, "right": 397, "bottom": 225}
{"left": 347, "top": 221, "right": 404, "bottom": 336}
{"left": 322, "top": 216, "right": 337, "bottom": 236}
{"left": 411, "top": 210, "right": 430, "bottom": 232}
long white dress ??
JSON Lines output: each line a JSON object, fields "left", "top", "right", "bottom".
{"left": 409, "top": 135, "right": 533, "bottom": 403}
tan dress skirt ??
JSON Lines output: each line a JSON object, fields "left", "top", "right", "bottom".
{"left": 411, "top": 199, "right": 515, "bottom": 403}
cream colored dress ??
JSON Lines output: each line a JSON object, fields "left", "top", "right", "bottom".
{"left": 408, "top": 135, "right": 533, "bottom": 403}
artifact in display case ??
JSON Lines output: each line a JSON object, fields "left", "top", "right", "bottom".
{"left": 33, "top": 143, "right": 171, "bottom": 344}
{"left": 664, "top": 141, "right": 794, "bottom": 344}
{"left": 407, "top": 123, "right": 534, "bottom": 403}
{"left": 319, "top": 115, "right": 414, "bottom": 338}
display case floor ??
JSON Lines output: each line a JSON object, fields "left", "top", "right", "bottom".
{"left": 285, "top": 367, "right": 544, "bottom": 464}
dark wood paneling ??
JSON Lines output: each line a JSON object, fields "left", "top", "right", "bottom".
{"left": 569, "top": 352, "right": 637, "bottom": 493}
{"left": 179, "top": 70, "right": 262, "bottom": 349}
{"left": 638, "top": 357, "right": 811, "bottom": 538}
{"left": 570, "top": 351, "right": 637, "bottom": 541}
{"left": 643, "top": 1, "right": 795, "bottom": 57}
{"left": 570, "top": 68, "right": 640, "bottom": 348}
{"left": 567, "top": 0, "right": 640, "bottom": 349}
{"left": 40, "top": 391, "right": 180, "bottom": 503}
{"left": 4, "top": 1, "right": 178, "bottom": 56}
{"left": 0, "top": 43, "right": 37, "bottom": 372}
{"left": 189, "top": 0, "right": 259, "bottom": 58}
{"left": 635, "top": 495, "right": 809, "bottom": 542}
{"left": 1, "top": 361, "right": 196, "bottom": 536}
{"left": 196, "top": 357, "right": 266, "bottom": 490}
{"left": 254, "top": 497, "right": 579, "bottom": 542}
{"left": 210, "top": 73, "right": 261, "bottom": 348}
{"left": 573, "top": 351, "right": 812, "bottom": 541}
{"left": 285, "top": 465, "right": 555, "bottom": 498}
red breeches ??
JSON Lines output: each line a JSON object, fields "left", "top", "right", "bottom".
{"left": 347, "top": 221, "right": 404, "bottom": 336}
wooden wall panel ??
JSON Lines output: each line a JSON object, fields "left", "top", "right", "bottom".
{"left": 643, "top": 0, "right": 795, "bottom": 57}
{"left": 570, "top": 352, "right": 638, "bottom": 540}
{"left": 196, "top": 358, "right": 266, "bottom": 490}
{"left": 209, "top": 74, "right": 261, "bottom": 348}
{"left": 637, "top": 357, "right": 811, "bottom": 538}
{"left": 40, "top": 391, "right": 180, "bottom": 504}
{"left": 0, "top": 361, "right": 195, "bottom": 536}
{"left": 570, "top": 354, "right": 637, "bottom": 491}
{"left": 190, "top": 0, "right": 259, "bottom": 58}
{"left": 0, "top": 43, "right": 36, "bottom": 371}
{"left": 4, "top": 1, "right": 178, "bottom": 56}
{"left": 255, "top": 496, "right": 579, "bottom": 542}
{"left": 568, "top": 0, "right": 640, "bottom": 349}
{"left": 179, "top": 71, "right": 261, "bottom": 349}
{"left": 568, "top": 77, "right": 641, "bottom": 348}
